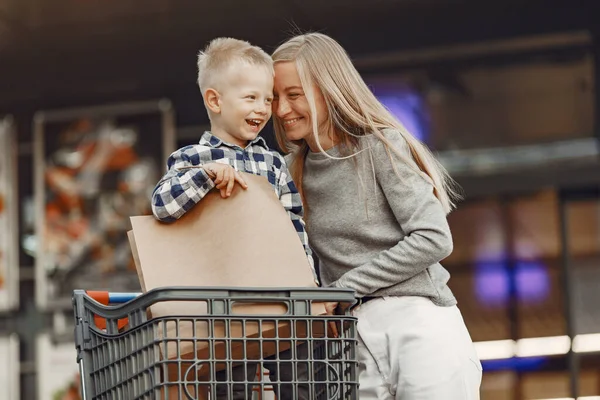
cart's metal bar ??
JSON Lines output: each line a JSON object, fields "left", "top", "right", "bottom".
{"left": 79, "top": 359, "right": 88, "bottom": 400}
{"left": 73, "top": 287, "right": 357, "bottom": 319}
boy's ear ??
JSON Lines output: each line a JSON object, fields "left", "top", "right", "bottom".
{"left": 204, "top": 88, "right": 221, "bottom": 114}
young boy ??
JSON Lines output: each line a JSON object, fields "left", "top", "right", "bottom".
{"left": 151, "top": 37, "right": 315, "bottom": 400}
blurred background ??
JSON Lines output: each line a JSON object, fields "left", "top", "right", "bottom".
{"left": 1, "top": 0, "right": 600, "bottom": 399}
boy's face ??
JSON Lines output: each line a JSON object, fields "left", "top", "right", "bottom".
{"left": 212, "top": 62, "right": 274, "bottom": 147}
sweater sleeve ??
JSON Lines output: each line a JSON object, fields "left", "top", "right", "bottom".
{"left": 151, "top": 145, "right": 216, "bottom": 222}
{"left": 330, "top": 131, "right": 453, "bottom": 296}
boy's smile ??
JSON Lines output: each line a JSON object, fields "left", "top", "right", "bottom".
{"left": 245, "top": 117, "right": 265, "bottom": 133}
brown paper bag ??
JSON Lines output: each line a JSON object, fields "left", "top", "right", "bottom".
{"left": 128, "top": 173, "right": 326, "bottom": 380}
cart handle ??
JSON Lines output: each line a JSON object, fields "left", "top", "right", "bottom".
{"left": 85, "top": 291, "right": 141, "bottom": 305}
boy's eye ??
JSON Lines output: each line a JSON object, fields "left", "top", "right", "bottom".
{"left": 266, "top": 98, "right": 274, "bottom": 104}
{"left": 247, "top": 95, "right": 256, "bottom": 100}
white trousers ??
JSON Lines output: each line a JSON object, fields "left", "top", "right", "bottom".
{"left": 353, "top": 296, "right": 482, "bottom": 400}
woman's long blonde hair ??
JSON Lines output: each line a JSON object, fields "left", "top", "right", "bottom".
{"left": 272, "top": 32, "right": 461, "bottom": 214}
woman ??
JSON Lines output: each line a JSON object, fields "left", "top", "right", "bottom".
{"left": 271, "top": 33, "right": 482, "bottom": 399}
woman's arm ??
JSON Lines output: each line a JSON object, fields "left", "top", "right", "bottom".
{"left": 330, "top": 131, "right": 453, "bottom": 296}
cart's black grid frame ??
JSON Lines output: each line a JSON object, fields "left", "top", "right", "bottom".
{"left": 73, "top": 287, "right": 359, "bottom": 399}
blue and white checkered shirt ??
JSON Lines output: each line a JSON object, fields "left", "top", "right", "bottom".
{"left": 151, "top": 131, "right": 317, "bottom": 283}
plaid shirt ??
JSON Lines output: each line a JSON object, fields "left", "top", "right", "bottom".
{"left": 151, "top": 131, "right": 317, "bottom": 283}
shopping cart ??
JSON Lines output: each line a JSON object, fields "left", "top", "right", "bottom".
{"left": 73, "top": 287, "right": 358, "bottom": 399}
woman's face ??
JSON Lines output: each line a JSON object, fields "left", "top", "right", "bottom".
{"left": 273, "top": 61, "right": 330, "bottom": 149}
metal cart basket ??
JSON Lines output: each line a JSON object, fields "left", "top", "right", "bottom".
{"left": 73, "top": 287, "right": 358, "bottom": 399}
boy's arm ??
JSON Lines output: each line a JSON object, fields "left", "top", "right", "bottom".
{"left": 151, "top": 146, "right": 216, "bottom": 222}
{"left": 275, "top": 155, "right": 319, "bottom": 285}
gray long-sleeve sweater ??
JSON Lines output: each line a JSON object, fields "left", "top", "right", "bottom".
{"left": 302, "top": 129, "right": 457, "bottom": 306}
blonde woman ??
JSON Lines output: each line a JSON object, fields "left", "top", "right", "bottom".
{"left": 272, "top": 33, "right": 482, "bottom": 400}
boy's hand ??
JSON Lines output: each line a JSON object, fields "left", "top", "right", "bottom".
{"left": 324, "top": 302, "right": 338, "bottom": 315}
{"left": 203, "top": 163, "right": 248, "bottom": 198}
{"left": 324, "top": 302, "right": 340, "bottom": 338}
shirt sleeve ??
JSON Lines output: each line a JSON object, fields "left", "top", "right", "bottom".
{"left": 151, "top": 145, "right": 216, "bottom": 222}
{"left": 274, "top": 153, "right": 319, "bottom": 285}
{"left": 330, "top": 131, "right": 453, "bottom": 296}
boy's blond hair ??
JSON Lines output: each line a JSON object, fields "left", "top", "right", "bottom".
{"left": 197, "top": 37, "right": 273, "bottom": 94}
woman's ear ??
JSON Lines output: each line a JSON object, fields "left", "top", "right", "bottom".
{"left": 204, "top": 88, "right": 221, "bottom": 114}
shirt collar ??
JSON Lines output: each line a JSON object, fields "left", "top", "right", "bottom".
{"left": 199, "top": 131, "right": 269, "bottom": 150}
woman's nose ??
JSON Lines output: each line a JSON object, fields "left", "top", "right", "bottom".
{"left": 276, "top": 98, "right": 290, "bottom": 117}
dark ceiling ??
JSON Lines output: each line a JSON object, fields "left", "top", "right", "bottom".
{"left": 0, "top": 0, "right": 598, "bottom": 123}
